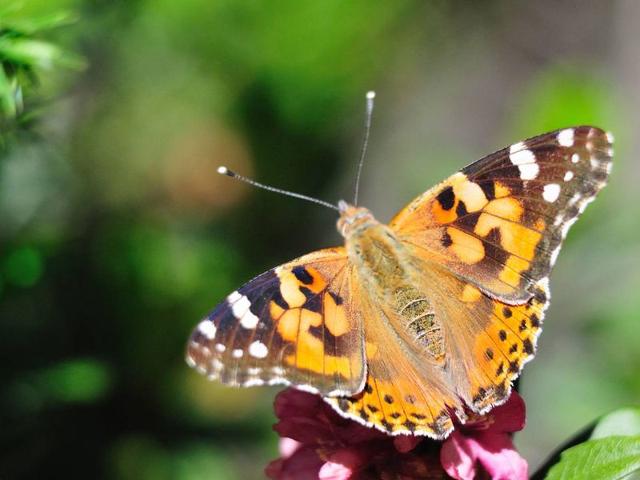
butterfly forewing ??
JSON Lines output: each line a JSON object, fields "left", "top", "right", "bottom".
{"left": 186, "top": 248, "right": 366, "bottom": 397}
{"left": 389, "top": 126, "right": 612, "bottom": 303}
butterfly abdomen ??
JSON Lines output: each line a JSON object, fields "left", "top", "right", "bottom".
{"left": 345, "top": 220, "right": 446, "bottom": 360}
{"left": 395, "top": 286, "right": 444, "bottom": 360}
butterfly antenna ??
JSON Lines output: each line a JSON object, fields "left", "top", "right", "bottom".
{"left": 353, "top": 90, "right": 376, "bottom": 206}
{"left": 217, "top": 166, "right": 340, "bottom": 211}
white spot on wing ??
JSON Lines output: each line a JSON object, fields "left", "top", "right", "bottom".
{"left": 240, "top": 310, "right": 259, "bottom": 329}
{"left": 571, "top": 153, "right": 580, "bottom": 163}
{"left": 230, "top": 294, "right": 251, "bottom": 320}
{"left": 509, "top": 149, "right": 539, "bottom": 180}
{"left": 227, "top": 290, "right": 241, "bottom": 303}
{"left": 518, "top": 163, "right": 539, "bottom": 180}
{"left": 510, "top": 149, "right": 535, "bottom": 165}
{"left": 558, "top": 129, "right": 574, "bottom": 147}
{"left": 509, "top": 142, "right": 526, "bottom": 154}
{"left": 215, "top": 344, "right": 226, "bottom": 353}
{"left": 248, "top": 340, "right": 268, "bottom": 358}
{"left": 211, "top": 358, "right": 224, "bottom": 371}
{"left": 543, "top": 184, "right": 561, "bottom": 203}
{"left": 232, "top": 349, "right": 243, "bottom": 358}
{"left": 564, "top": 171, "right": 574, "bottom": 182}
{"left": 197, "top": 320, "right": 217, "bottom": 339}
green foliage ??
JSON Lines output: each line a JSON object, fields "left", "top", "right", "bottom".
{"left": 0, "top": 4, "right": 83, "bottom": 142}
{"left": 545, "top": 436, "right": 640, "bottom": 480}
{"left": 591, "top": 408, "right": 640, "bottom": 440}
{"left": 534, "top": 408, "right": 640, "bottom": 479}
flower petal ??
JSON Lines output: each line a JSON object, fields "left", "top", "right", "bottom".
{"left": 471, "top": 432, "right": 528, "bottom": 480}
{"left": 274, "top": 388, "right": 324, "bottom": 419}
{"left": 318, "top": 449, "right": 365, "bottom": 480}
{"left": 274, "top": 416, "right": 335, "bottom": 444}
{"left": 440, "top": 431, "right": 477, "bottom": 480}
{"left": 279, "top": 437, "right": 302, "bottom": 459}
{"left": 266, "top": 445, "right": 324, "bottom": 480}
{"left": 486, "top": 391, "right": 526, "bottom": 433}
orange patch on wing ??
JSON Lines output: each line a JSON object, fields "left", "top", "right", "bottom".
{"left": 461, "top": 284, "right": 482, "bottom": 302}
{"left": 432, "top": 199, "right": 458, "bottom": 224}
{"left": 475, "top": 214, "right": 542, "bottom": 262}
{"left": 499, "top": 224, "right": 542, "bottom": 261}
{"left": 498, "top": 255, "right": 530, "bottom": 287}
{"left": 303, "top": 267, "right": 328, "bottom": 294}
{"left": 270, "top": 300, "right": 285, "bottom": 319}
{"left": 447, "top": 227, "right": 485, "bottom": 264}
{"left": 280, "top": 308, "right": 353, "bottom": 378}
{"left": 365, "top": 341, "right": 378, "bottom": 359}
{"left": 323, "top": 293, "right": 349, "bottom": 336}
{"left": 494, "top": 181, "right": 511, "bottom": 198}
{"left": 484, "top": 197, "right": 523, "bottom": 222}
{"left": 277, "top": 309, "right": 301, "bottom": 342}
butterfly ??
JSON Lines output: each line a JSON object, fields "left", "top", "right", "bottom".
{"left": 186, "top": 125, "right": 613, "bottom": 439}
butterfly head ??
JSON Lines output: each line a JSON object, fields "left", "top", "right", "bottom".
{"left": 337, "top": 200, "right": 376, "bottom": 238}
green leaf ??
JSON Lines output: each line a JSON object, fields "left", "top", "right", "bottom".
{"left": 0, "top": 11, "right": 78, "bottom": 35}
{"left": 545, "top": 436, "right": 640, "bottom": 480}
{"left": 0, "top": 37, "right": 85, "bottom": 70}
{"left": 592, "top": 408, "right": 640, "bottom": 440}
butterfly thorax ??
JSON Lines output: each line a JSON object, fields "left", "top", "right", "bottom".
{"left": 337, "top": 201, "right": 445, "bottom": 360}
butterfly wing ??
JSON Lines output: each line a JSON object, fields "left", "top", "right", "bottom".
{"left": 389, "top": 126, "right": 613, "bottom": 303}
{"left": 186, "top": 247, "right": 366, "bottom": 397}
{"left": 325, "top": 288, "right": 465, "bottom": 439}
{"left": 324, "top": 266, "right": 549, "bottom": 437}
{"left": 423, "top": 266, "right": 550, "bottom": 414}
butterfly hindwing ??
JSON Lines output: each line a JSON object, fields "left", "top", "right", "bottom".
{"left": 186, "top": 247, "right": 366, "bottom": 396}
{"left": 390, "top": 126, "right": 612, "bottom": 303}
{"left": 325, "top": 291, "right": 464, "bottom": 438}
{"left": 421, "top": 268, "right": 551, "bottom": 414}
{"left": 325, "top": 264, "right": 550, "bottom": 436}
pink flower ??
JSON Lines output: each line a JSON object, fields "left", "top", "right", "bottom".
{"left": 440, "top": 393, "right": 528, "bottom": 480}
{"left": 265, "top": 388, "right": 528, "bottom": 480}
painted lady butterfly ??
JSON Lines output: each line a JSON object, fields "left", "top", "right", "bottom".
{"left": 186, "top": 120, "right": 613, "bottom": 439}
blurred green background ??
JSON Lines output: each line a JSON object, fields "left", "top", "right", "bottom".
{"left": 1, "top": 1, "right": 638, "bottom": 479}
